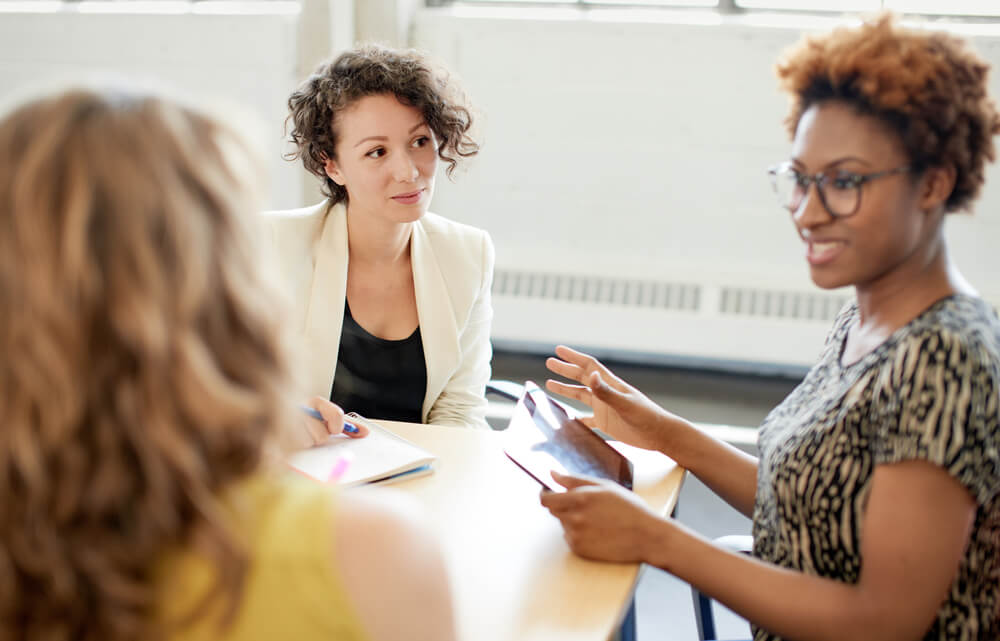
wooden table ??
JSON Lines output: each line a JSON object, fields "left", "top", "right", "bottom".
{"left": 377, "top": 421, "right": 685, "bottom": 641}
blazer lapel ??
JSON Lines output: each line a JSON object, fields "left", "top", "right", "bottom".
{"left": 303, "top": 203, "right": 349, "bottom": 399}
{"left": 412, "top": 219, "right": 460, "bottom": 422}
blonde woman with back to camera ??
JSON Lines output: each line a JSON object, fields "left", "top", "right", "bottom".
{"left": 0, "top": 87, "right": 455, "bottom": 641}
{"left": 267, "top": 44, "right": 495, "bottom": 440}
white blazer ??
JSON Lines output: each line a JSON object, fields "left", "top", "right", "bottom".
{"left": 261, "top": 201, "right": 494, "bottom": 428}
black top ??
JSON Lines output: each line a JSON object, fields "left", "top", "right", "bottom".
{"left": 330, "top": 301, "right": 427, "bottom": 423}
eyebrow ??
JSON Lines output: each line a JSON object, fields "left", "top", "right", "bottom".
{"left": 352, "top": 122, "right": 429, "bottom": 148}
{"left": 791, "top": 156, "right": 874, "bottom": 170}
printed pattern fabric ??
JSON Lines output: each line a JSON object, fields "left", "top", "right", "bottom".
{"left": 752, "top": 295, "right": 1000, "bottom": 641}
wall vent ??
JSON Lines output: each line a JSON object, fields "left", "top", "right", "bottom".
{"left": 493, "top": 269, "right": 700, "bottom": 311}
{"left": 719, "top": 287, "right": 849, "bottom": 322}
{"left": 490, "top": 271, "right": 855, "bottom": 371}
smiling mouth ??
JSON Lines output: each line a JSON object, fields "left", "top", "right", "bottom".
{"left": 806, "top": 240, "right": 845, "bottom": 265}
{"left": 392, "top": 189, "right": 423, "bottom": 200}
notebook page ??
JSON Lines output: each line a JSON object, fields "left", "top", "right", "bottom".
{"left": 288, "top": 418, "right": 435, "bottom": 486}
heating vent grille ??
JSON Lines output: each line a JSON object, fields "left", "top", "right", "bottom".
{"left": 493, "top": 270, "right": 701, "bottom": 311}
{"left": 719, "top": 287, "right": 849, "bottom": 321}
{"left": 493, "top": 270, "right": 850, "bottom": 323}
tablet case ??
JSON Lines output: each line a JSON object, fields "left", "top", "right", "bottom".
{"left": 503, "top": 381, "right": 633, "bottom": 492}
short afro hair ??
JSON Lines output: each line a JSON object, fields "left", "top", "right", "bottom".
{"left": 775, "top": 13, "right": 1000, "bottom": 212}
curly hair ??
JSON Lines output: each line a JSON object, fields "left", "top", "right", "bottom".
{"left": 285, "top": 44, "right": 480, "bottom": 205}
{"left": 0, "top": 88, "right": 297, "bottom": 641}
{"left": 775, "top": 13, "right": 1000, "bottom": 212}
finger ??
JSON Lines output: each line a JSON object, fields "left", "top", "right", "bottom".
{"left": 595, "top": 365, "right": 631, "bottom": 393}
{"left": 312, "top": 397, "right": 367, "bottom": 438}
{"left": 301, "top": 414, "right": 331, "bottom": 446}
{"left": 554, "top": 345, "right": 598, "bottom": 367}
{"left": 550, "top": 469, "right": 600, "bottom": 491}
{"left": 588, "top": 371, "right": 632, "bottom": 409}
{"left": 545, "top": 379, "right": 593, "bottom": 406}
{"left": 343, "top": 418, "right": 370, "bottom": 439}
{"left": 312, "top": 397, "right": 344, "bottom": 430}
{"left": 545, "top": 356, "right": 587, "bottom": 383}
{"left": 553, "top": 345, "right": 621, "bottom": 381}
{"left": 540, "top": 488, "right": 573, "bottom": 511}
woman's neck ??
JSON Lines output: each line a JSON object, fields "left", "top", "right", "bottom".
{"left": 344, "top": 204, "right": 413, "bottom": 266}
{"left": 853, "top": 233, "right": 973, "bottom": 334}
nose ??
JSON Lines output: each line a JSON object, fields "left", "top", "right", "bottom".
{"left": 791, "top": 181, "right": 833, "bottom": 230}
{"left": 392, "top": 150, "right": 420, "bottom": 183}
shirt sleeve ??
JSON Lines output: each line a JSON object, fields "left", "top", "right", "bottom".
{"left": 425, "top": 230, "right": 494, "bottom": 429}
{"left": 873, "top": 327, "right": 1000, "bottom": 506}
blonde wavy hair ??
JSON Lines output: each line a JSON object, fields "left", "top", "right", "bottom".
{"left": 0, "top": 88, "right": 296, "bottom": 640}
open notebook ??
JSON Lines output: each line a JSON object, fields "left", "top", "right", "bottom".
{"left": 288, "top": 413, "right": 436, "bottom": 487}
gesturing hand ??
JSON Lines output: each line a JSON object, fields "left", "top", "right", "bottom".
{"left": 545, "top": 345, "right": 682, "bottom": 453}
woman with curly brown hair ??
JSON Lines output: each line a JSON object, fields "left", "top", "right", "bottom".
{"left": 267, "top": 44, "right": 493, "bottom": 435}
{"left": 539, "top": 14, "right": 1000, "bottom": 641}
{"left": 0, "top": 86, "right": 456, "bottom": 641}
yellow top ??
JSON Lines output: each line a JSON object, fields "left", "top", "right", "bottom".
{"left": 156, "top": 475, "right": 370, "bottom": 641}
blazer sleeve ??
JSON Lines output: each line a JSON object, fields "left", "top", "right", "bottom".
{"left": 425, "top": 230, "right": 495, "bottom": 429}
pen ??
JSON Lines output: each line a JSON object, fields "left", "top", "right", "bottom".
{"left": 299, "top": 405, "right": 360, "bottom": 435}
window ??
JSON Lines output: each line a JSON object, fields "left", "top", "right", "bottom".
{"left": 432, "top": 0, "right": 1000, "bottom": 18}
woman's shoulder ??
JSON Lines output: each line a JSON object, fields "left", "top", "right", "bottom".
{"left": 261, "top": 200, "right": 331, "bottom": 222}
{"left": 158, "top": 475, "right": 370, "bottom": 641}
{"left": 417, "top": 211, "right": 494, "bottom": 271}
{"left": 899, "top": 294, "right": 1000, "bottom": 367}
{"left": 261, "top": 200, "right": 331, "bottom": 238}
{"left": 420, "top": 211, "right": 491, "bottom": 245}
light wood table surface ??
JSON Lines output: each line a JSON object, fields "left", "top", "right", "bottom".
{"left": 377, "top": 421, "right": 685, "bottom": 641}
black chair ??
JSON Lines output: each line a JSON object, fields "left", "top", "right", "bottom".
{"left": 692, "top": 535, "right": 753, "bottom": 641}
{"left": 485, "top": 379, "right": 580, "bottom": 425}
{"left": 485, "top": 379, "right": 525, "bottom": 403}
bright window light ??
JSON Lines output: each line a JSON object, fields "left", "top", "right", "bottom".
{"left": 594, "top": 0, "right": 717, "bottom": 6}
{"left": 76, "top": 1, "right": 190, "bottom": 14}
{"left": 0, "top": 1, "right": 61, "bottom": 11}
{"left": 886, "top": 0, "right": 1000, "bottom": 16}
{"left": 192, "top": 1, "right": 299, "bottom": 15}
{"left": 736, "top": 0, "right": 880, "bottom": 10}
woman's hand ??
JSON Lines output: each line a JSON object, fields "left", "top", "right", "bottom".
{"left": 545, "top": 345, "right": 685, "bottom": 453}
{"left": 540, "top": 471, "right": 666, "bottom": 563}
{"left": 299, "top": 397, "right": 370, "bottom": 447}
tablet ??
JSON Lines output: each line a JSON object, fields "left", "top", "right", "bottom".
{"left": 503, "top": 381, "right": 633, "bottom": 492}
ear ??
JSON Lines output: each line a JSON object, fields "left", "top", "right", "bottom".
{"left": 918, "top": 165, "right": 957, "bottom": 214}
{"left": 323, "top": 155, "right": 345, "bottom": 186}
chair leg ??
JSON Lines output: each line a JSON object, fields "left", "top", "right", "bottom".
{"left": 615, "top": 598, "right": 637, "bottom": 641}
{"left": 691, "top": 586, "right": 715, "bottom": 641}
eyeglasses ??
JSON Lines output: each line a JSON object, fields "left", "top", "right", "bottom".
{"left": 767, "top": 162, "right": 911, "bottom": 218}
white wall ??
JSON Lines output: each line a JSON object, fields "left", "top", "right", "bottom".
{"left": 411, "top": 8, "right": 1000, "bottom": 371}
{"left": 1, "top": 3, "right": 997, "bottom": 371}
{"left": 0, "top": 1, "right": 353, "bottom": 209}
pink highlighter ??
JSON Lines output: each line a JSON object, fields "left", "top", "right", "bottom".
{"left": 327, "top": 452, "right": 355, "bottom": 483}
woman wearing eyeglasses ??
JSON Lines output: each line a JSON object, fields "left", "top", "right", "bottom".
{"left": 540, "top": 14, "right": 1000, "bottom": 641}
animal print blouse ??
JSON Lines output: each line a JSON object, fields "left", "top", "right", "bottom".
{"left": 752, "top": 294, "right": 1000, "bottom": 641}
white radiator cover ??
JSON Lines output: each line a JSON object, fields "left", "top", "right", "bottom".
{"left": 491, "top": 269, "right": 850, "bottom": 374}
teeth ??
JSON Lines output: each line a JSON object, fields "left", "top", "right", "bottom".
{"left": 812, "top": 241, "right": 839, "bottom": 252}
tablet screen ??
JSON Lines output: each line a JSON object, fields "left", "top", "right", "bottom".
{"left": 503, "top": 382, "right": 633, "bottom": 492}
